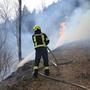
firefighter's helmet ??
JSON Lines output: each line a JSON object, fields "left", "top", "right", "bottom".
{"left": 33, "top": 25, "right": 41, "bottom": 31}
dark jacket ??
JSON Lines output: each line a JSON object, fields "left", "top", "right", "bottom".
{"left": 32, "top": 30, "right": 49, "bottom": 48}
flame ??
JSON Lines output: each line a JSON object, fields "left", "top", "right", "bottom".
{"left": 56, "top": 22, "right": 65, "bottom": 48}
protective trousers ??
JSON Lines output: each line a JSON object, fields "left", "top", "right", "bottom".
{"left": 34, "top": 47, "right": 49, "bottom": 67}
{"left": 33, "top": 47, "right": 49, "bottom": 78}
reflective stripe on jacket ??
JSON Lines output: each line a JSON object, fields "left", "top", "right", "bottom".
{"left": 32, "top": 33, "right": 49, "bottom": 48}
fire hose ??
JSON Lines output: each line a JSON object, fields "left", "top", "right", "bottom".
{"left": 39, "top": 73, "right": 89, "bottom": 90}
{"left": 47, "top": 47, "right": 58, "bottom": 67}
{"left": 47, "top": 47, "right": 72, "bottom": 67}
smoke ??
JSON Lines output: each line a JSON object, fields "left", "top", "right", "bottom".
{"left": 61, "top": 1, "right": 90, "bottom": 45}
{"left": 17, "top": 0, "right": 90, "bottom": 68}
{"left": 34, "top": 0, "right": 79, "bottom": 50}
{"left": 21, "top": 0, "right": 90, "bottom": 58}
{"left": 34, "top": 0, "right": 90, "bottom": 48}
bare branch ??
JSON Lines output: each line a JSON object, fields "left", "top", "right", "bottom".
{"left": 0, "top": 0, "right": 15, "bottom": 81}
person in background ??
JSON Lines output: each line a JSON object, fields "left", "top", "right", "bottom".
{"left": 32, "top": 25, "right": 50, "bottom": 78}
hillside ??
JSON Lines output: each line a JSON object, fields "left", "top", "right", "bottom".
{"left": 0, "top": 40, "right": 90, "bottom": 90}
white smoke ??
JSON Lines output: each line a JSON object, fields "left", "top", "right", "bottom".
{"left": 17, "top": 0, "right": 90, "bottom": 68}
{"left": 62, "top": 7, "right": 90, "bottom": 45}
{"left": 34, "top": 0, "right": 78, "bottom": 50}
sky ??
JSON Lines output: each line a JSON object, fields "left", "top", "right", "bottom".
{"left": 0, "top": 0, "right": 59, "bottom": 20}
{"left": 22, "top": 0, "right": 58, "bottom": 12}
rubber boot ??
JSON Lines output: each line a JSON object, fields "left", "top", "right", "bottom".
{"left": 32, "top": 69, "right": 38, "bottom": 78}
{"left": 44, "top": 69, "right": 50, "bottom": 76}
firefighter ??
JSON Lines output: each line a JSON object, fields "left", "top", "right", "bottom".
{"left": 32, "top": 25, "right": 50, "bottom": 78}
